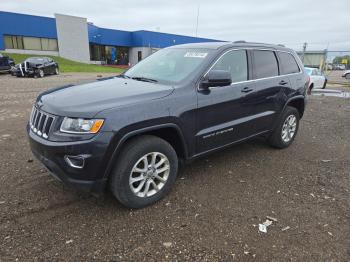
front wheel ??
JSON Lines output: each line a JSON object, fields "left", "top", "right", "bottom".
{"left": 268, "top": 106, "right": 300, "bottom": 149}
{"left": 35, "top": 69, "right": 44, "bottom": 78}
{"left": 54, "top": 67, "right": 59, "bottom": 75}
{"left": 109, "top": 135, "right": 178, "bottom": 208}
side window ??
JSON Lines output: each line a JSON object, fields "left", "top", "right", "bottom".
{"left": 278, "top": 52, "right": 300, "bottom": 75}
{"left": 211, "top": 50, "right": 248, "bottom": 83}
{"left": 253, "top": 50, "right": 279, "bottom": 79}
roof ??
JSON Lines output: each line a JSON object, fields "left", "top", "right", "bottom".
{"left": 170, "top": 41, "right": 294, "bottom": 52}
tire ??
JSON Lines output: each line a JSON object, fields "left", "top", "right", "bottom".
{"left": 54, "top": 67, "right": 59, "bottom": 75}
{"left": 307, "top": 83, "right": 313, "bottom": 95}
{"left": 345, "top": 74, "right": 350, "bottom": 80}
{"left": 268, "top": 106, "right": 300, "bottom": 149}
{"left": 109, "top": 135, "right": 178, "bottom": 208}
{"left": 36, "top": 69, "right": 44, "bottom": 78}
{"left": 322, "top": 79, "right": 327, "bottom": 89}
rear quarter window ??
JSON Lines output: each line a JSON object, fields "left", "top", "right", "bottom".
{"left": 278, "top": 52, "right": 300, "bottom": 75}
{"left": 253, "top": 50, "right": 279, "bottom": 79}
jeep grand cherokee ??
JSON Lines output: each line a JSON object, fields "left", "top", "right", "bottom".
{"left": 27, "top": 42, "right": 309, "bottom": 208}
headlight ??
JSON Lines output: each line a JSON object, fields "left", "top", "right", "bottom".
{"left": 60, "top": 117, "right": 104, "bottom": 134}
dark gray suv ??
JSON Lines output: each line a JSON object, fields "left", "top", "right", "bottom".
{"left": 28, "top": 42, "right": 309, "bottom": 208}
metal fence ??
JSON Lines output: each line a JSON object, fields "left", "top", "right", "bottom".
{"left": 297, "top": 50, "right": 350, "bottom": 72}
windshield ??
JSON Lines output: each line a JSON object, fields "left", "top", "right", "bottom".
{"left": 304, "top": 68, "right": 312, "bottom": 75}
{"left": 26, "top": 58, "right": 46, "bottom": 64}
{"left": 124, "top": 48, "right": 212, "bottom": 84}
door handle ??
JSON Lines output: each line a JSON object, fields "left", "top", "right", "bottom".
{"left": 279, "top": 80, "right": 288, "bottom": 85}
{"left": 241, "top": 87, "right": 253, "bottom": 93}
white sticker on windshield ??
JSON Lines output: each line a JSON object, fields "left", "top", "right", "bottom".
{"left": 184, "top": 52, "right": 208, "bottom": 58}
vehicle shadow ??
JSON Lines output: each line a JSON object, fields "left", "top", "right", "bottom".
{"left": 89, "top": 137, "right": 271, "bottom": 211}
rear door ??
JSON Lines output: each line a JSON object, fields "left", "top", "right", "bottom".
{"left": 277, "top": 51, "right": 303, "bottom": 91}
{"left": 41, "top": 58, "right": 49, "bottom": 74}
{"left": 247, "top": 49, "right": 289, "bottom": 134}
{"left": 315, "top": 69, "right": 325, "bottom": 87}
{"left": 47, "top": 58, "right": 55, "bottom": 74}
{"left": 195, "top": 49, "right": 257, "bottom": 153}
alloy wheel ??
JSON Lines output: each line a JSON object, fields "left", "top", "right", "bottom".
{"left": 129, "top": 152, "right": 170, "bottom": 198}
{"left": 281, "top": 115, "right": 297, "bottom": 143}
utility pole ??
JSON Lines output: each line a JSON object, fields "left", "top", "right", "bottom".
{"left": 195, "top": 4, "right": 200, "bottom": 37}
{"left": 302, "top": 42, "right": 307, "bottom": 64}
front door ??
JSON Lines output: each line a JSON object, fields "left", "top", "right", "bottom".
{"left": 195, "top": 49, "right": 257, "bottom": 154}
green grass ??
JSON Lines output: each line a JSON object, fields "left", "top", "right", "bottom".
{"left": 0, "top": 52, "right": 125, "bottom": 74}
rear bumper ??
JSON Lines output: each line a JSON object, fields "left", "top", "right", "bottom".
{"left": 27, "top": 125, "right": 114, "bottom": 195}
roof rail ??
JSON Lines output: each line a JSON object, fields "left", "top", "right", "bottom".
{"left": 233, "top": 40, "right": 246, "bottom": 43}
{"left": 278, "top": 44, "right": 286, "bottom": 47}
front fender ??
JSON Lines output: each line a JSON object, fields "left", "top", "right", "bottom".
{"left": 101, "top": 121, "right": 187, "bottom": 180}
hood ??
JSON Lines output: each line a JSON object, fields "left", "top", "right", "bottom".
{"left": 38, "top": 77, "right": 174, "bottom": 118}
{"left": 24, "top": 60, "right": 44, "bottom": 68}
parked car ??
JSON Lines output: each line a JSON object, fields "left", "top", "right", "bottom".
{"left": 304, "top": 67, "right": 327, "bottom": 90}
{"left": 12, "top": 57, "right": 59, "bottom": 78}
{"left": 342, "top": 70, "right": 350, "bottom": 80}
{"left": 0, "top": 53, "right": 15, "bottom": 73}
{"left": 27, "top": 42, "right": 309, "bottom": 208}
{"left": 333, "top": 64, "right": 346, "bottom": 70}
{"left": 326, "top": 64, "right": 333, "bottom": 70}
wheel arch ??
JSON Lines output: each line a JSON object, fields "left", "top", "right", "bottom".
{"left": 284, "top": 96, "right": 305, "bottom": 118}
{"left": 103, "top": 123, "right": 188, "bottom": 180}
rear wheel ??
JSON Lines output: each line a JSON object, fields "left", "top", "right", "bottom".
{"left": 307, "top": 83, "right": 313, "bottom": 95}
{"left": 322, "top": 79, "right": 327, "bottom": 89}
{"left": 345, "top": 74, "right": 350, "bottom": 80}
{"left": 268, "top": 106, "right": 300, "bottom": 149}
{"left": 109, "top": 135, "right": 178, "bottom": 208}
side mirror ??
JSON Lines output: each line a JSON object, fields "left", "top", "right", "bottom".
{"left": 201, "top": 70, "right": 232, "bottom": 89}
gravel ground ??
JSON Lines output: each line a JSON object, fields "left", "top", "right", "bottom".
{"left": 326, "top": 70, "right": 350, "bottom": 85}
{"left": 0, "top": 73, "right": 349, "bottom": 261}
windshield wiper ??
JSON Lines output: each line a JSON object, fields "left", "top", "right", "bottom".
{"left": 118, "top": 74, "right": 131, "bottom": 79}
{"left": 131, "top": 76, "right": 158, "bottom": 83}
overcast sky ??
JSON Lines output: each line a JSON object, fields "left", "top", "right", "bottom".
{"left": 2, "top": 0, "right": 349, "bottom": 51}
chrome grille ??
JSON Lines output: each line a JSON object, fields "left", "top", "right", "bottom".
{"left": 29, "top": 107, "right": 55, "bottom": 139}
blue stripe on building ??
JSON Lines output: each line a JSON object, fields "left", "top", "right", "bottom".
{"left": 0, "top": 11, "right": 222, "bottom": 64}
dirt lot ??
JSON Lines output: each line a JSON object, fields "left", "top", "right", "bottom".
{"left": 0, "top": 73, "right": 349, "bottom": 261}
{"left": 325, "top": 70, "right": 350, "bottom": 85}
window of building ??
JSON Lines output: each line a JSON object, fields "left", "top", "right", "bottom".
{"left": 4, "top": 35, "right": 58, "bottom": 51}
{"left": 211, "top": 49, "right": 248, "bottom": 83}
{"left": 278, "top": 52, "right": 300, "bottom": 75}
{"left": 23, "top": 37, "right": 41, "bottom": 50}
{"left": 4, "top": 35, "right": 24, "bottom": 49}
{"left": 138, "top": 51, "right": 142, "bottom": 62}
{"left": 41, "top": 38, "right": 58, "bottom": 51}
{"left": 253, "top": 50, "right": 279, "bottom": 79}
{"left": 89, "top": 44, "right": 129, "bottom": 65}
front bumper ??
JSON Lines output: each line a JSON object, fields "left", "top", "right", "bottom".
{"left": 27, "top": 125, "right": 114, "bottom": 194}
{"left": 14, "top": 69, "right": 35, "bottom": 77}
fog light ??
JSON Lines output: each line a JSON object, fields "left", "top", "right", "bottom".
{"left": 64, "top": 155, "right": 85, "bottom": 169}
